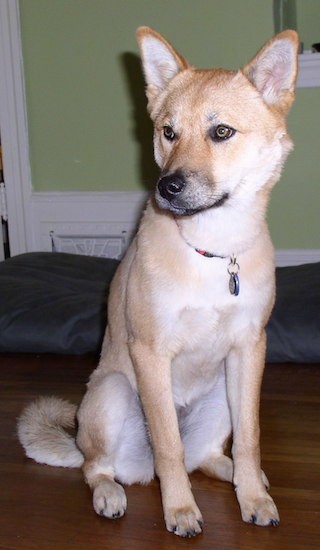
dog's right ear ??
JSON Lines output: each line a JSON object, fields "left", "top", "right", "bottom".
{"left": 136, "top": 27, "right": 189, "bottom": 113}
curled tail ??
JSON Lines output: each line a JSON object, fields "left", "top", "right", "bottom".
{"left": 17, "top": 396, "right": 84, "bottom": 468}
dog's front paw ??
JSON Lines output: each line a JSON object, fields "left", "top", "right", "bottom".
{"left": 165, "top": 506, "right": 203, "bottom": 538}
{"left": 93, "top": 479, "right": 127, "bottom": 519}
{"left": 239, "top": 494, "right": 279, "bottom": 526}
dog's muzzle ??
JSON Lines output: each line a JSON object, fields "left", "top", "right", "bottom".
{"left": 156, "top": 171, "right": 229, "bottom": 216}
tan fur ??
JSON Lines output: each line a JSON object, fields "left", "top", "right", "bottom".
{"left": 17, "top": 27, "right": 299, "bottom": 537}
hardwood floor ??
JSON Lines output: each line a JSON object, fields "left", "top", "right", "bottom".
{"left": 0, "top": 353, "right": 319, "bottom": 550}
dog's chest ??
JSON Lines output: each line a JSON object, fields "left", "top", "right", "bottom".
{"left": 157, "top": 262, "right": 244, "bottom": 346}
{"left": 169, "top": 300, "right": 235, "bottom": 403}
{"left": 157, "top": 266, "right": 264, "bottom": 406}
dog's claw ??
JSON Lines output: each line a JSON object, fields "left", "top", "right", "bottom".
{"left": 250, "top": 514, "right": 257, "bottom": 524}
{"left": 183, "top": 520, "right": 203, "bottom": 539}
{"left": 172, "top": 527, "right": 201, "bottom": 539}
{"left": 197, "top": 519, "right": 204, "bottom": 529}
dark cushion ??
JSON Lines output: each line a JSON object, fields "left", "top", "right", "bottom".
{"left": 0, "top": 253, "right": 319, "bottom": 361}
{"left": 0, "top": 252, "right": 118, "bottom": 354}
{"left": 266, "top": 262, "right": 320, "bottom": 363}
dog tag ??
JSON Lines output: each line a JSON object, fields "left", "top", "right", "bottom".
{"left": 228, "top": 256, "right": 240, "bottom": 296}
{"left": 229, "top": 272, "right": 240, "bottom": 296}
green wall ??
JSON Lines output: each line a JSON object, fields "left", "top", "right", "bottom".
{"left": 19, "top": 0, "right": 320, "bottom": 248}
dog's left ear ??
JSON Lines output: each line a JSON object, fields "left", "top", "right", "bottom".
{"left": 242, "top": 30, "right": 299, "bottom": 114}
{"left": 137, "top": 26, "right": 189, "bottom": 114}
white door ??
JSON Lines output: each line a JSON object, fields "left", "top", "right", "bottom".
{"left": 0, "top": 0, "right": 32, "bottom": 260}
{"left": 0, "top": 221, "right": 5, "bottom": 261}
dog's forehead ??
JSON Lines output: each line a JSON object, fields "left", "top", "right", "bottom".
{"left": 162, "top": 69, "right": 267, "bottom": 127}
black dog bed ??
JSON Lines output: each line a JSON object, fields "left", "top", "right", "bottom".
{"left": 266, "top": 261, "right": 320, "bottom": 362}
{"left": 0, "top": 252, "right": 118, "bottom": 355}
{"left": 0, "top": 252, "right": 319, "bottom": 362}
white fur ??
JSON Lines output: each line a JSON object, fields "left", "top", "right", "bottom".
{"left": 17, "top": 396, "right": 83, "bottom": 468}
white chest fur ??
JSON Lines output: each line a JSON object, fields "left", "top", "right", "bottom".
{"left": 150, "top": 249, "right": 273, "bottom": 407}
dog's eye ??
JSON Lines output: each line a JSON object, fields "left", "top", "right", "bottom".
{"left": 163, "top": 125, "right": 176, "bottom": 141}
{"left": 211, "top": 125, "right": 235, "bottom": 142}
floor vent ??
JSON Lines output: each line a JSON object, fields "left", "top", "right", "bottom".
{"left": 50, "top": 232, "right": 127, "bottom": 260}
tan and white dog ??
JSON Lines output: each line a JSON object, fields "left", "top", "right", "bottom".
{"left": 18, "top": 27, "right": 299, "bottom": 537}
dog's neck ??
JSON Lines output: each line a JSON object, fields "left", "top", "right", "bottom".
{"left": 175, "top": 190, "right": 270, "bottom": 260}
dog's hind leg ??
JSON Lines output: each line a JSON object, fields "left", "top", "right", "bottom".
{"left": 200, "top": 454, "right": 269, "bottom": 488}
{"left": 200, "top": 454, "right": 233, "bottom": 482}
{"left": 183, "top": 370, "right": 269, "bottom": 488}
{"left": 181, "top": 365, "right": 233, "bottom": 482}
{"left": 76, "top": 371, "right": 153, "bottom": 519}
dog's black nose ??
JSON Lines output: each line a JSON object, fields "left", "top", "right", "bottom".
{"left": 157, "top": 174, "right": 185, "bottom": 202}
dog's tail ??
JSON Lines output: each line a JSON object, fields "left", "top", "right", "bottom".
{"left": 17, "top": 396, "right": 84, "bottom": 468}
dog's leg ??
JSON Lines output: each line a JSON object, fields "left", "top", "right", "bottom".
{"left": 200, "top": 454, "right": 269, "bottom": 488}
{"left": 76, "top": 372, "right": 134, "bottom": 520}
{"left": 130, "top": 341, "right": 203, "bottom": 538}
{"left": 200, "top": 454, "right": 233, "bottom": 482}
{"left": 226, "top": 331, "right": 279, "bottom": 526}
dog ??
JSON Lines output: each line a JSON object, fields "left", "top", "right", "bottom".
{"left": 18, "top": 26, "right": 299, "bottom": 538}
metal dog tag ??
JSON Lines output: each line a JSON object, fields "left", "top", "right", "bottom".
{"left": 228, "top": 256, "right": 240, "bottom": 296}
{"left": 229, "top": 272, "right": 240, "bottom": 296}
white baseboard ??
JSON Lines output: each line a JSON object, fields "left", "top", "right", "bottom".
{"left": 26, "top": 191, "right": 320, "bottom": 265}
{"left": 275, "top": 249, "right": 320, "bottom": 267}
{"left": 297, "top": 52, "right": 320, "bottom": 88}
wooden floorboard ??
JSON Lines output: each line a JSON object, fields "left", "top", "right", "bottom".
{"left": 0, "top": 354, "right": 319, "bottom": 550}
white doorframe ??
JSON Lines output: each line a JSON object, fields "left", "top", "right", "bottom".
{"left": 0, "top": 227, "right": 4, "bottom": 260}
{"left": 0, "top": 0, "right": 33, "bottom": 256}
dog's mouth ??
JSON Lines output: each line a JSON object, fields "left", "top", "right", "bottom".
{"left": 155, "top": 192, "right": 230, "bottom": 216}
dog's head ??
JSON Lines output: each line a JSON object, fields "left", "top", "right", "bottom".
{"left": 137, "top": 27, "right": 299, "bottom": 216}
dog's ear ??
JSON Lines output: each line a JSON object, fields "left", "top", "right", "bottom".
{"left": 242, "top": 30, "right": 299, "bottom": 114}
{"left": 136, "top": 27, "right": 189, "bottom": 112}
